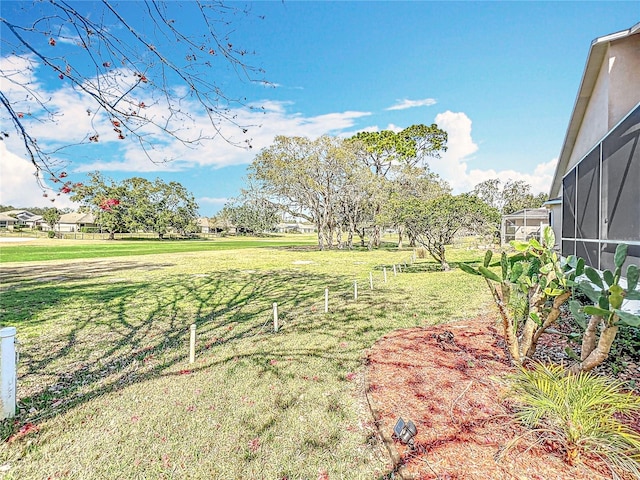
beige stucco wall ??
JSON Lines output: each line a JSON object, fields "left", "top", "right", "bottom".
{"left": 608, "top": 35, "right": 640, "bottom": 128}
{"left": 567, "top": 34, "right": 640, "bottom": 172}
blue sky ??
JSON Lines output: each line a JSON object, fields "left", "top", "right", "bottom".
{"left": 1, "top": 1, "right": 638, "bottom": 216}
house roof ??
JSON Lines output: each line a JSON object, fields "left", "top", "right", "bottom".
{"left": 0, "top": 213, "right": 17, "bottom": 222}
{"left": 549, "top": 22, "right": 640, "bottom": 199}
{"left": 196, "top": 217, "right": 210, "bottom": 227}
{"left": 59, "top": 212, "right": 96, "bottom": 224}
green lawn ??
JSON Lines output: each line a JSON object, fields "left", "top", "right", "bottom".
{"left": 0, "top": 239, "right": 491, "bottom": 479}
{"left": 0, "top": 235, "right": 319, "bottom": 263}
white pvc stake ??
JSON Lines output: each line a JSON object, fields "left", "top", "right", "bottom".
{"left": 398, "top": 264, "right": 402, "bottom": 273}
{"left": 189, "top": 324, "right": 196, "bottom": 364}
{"left": 383, "top": 267, "right": 387, "bottom": 283}
{"left": 273, "top": 302, "right": 279, "bottom": 332}
{"left": 369, "top": 272, "right": 373, "bottom": 290}
{"left": 1, "top": 327, "right": 17, "bottom": 419}
{"left": 324, "top": 288, "right": 329, "bottom": 313}
{"left": 354, "top": 281, "right": 358, "bottom": 301}
{"left": 393, "top": 265, "right": 397, "bottom": 276}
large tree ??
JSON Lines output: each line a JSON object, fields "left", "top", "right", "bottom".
{"left": 1, "top": 1, "right": 264, "bottom": 192}
{"left": 220, "top": 193, "right": 280, "bottom": 235}
{"left": 403, "top": 193, "right": 499, "bottom": 270}
{"left": 348, "top": 124, "right": 448, "bottom": 247}
{"left": 378, "top": 165, "right": 451, "bottom": 248}
{"left": 472, "top": 178, "right": 548, "bottom": 215}
{"left": 249, "top": 135, "right": 366, "bottom": 250}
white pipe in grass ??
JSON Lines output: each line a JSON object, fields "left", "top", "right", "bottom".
{"left": 354, "top": 281, "right": 358, "bottom": 301}
{"left": 273, "top": 303, "right": 279, "bottom": 332}
{"left": 189, "top": 324, "right": 196, "bottom": 364}
{"left": 383, "top": 267, "right": 387, "bottom": 283}
{"left": 1, "top": 327, "right": 17, "bottom": 419}
{"left": 369, "top": 272, "right": 373, "bottom": 290}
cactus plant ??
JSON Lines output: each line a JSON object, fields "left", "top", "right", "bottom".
{"left": 460, "top": 227, "right": 582, "bottom": 365}
{"left": 569, "top": 244, "right": 640, "bottom": 373}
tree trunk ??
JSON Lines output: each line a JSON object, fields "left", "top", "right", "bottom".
{"left": 397, "top": 226, "right": 403, "bottom": 249}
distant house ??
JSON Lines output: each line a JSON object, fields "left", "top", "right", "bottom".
{"left": 196, "top": 217, "right": 210, "bottom": 234}
{"left": 547, "top": 23, "right": 639, "bottom": 272}
{"left": 0, "top": 213, "right": 17, "bottom": 230}
{"left": 276, "top": 221, "right": 316, "bottom": 234}
{"left": 54, "top": 212, "right": 97, "bottom": 232}
{"left": 501, "top": 208, "right": 550, "bottom": 245}
{"left": 1, "top": 210, "right": 43, "bottom": 229}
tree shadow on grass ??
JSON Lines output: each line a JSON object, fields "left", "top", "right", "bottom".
{"left": 0, "top": 263, "right": 425, "bottom": 443}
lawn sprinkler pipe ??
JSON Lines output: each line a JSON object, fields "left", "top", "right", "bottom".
{"left": 189, "top": 324, "right": 196, "bottom": 364}
{"left": 0, "top": 327, "right": 17, "bottom": 419}
{"left": 393, "top": 265, "right": 397, "bottom": 276}
{"left": 354, "top": 281, "right": 358, "bottom": 301}
{"left": 273, "top": 303, "right": 279, "bottom": 332}
{"left": 383, "top": 267, "right": 387, "bottom": 283}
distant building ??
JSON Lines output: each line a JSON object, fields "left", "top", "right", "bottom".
{"left": 1, "top": 210, "right": 43, "bottom": 229}
{"left": 501, "top": 208, "right": 550, "bottom": 245}
{"left": 54, "top": 212, "right": 97, "bottom": 232}
{"left": 548, "top": 23, "right": 639, "bottom": 271}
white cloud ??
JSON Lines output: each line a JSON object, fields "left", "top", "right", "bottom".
{"left": 0, "top": 143, "right": 78, "bottom": 209}
{"left": 429, "top": 111, "right": 555, "bottom": 195}
{"left": 386, "top": 98, "right": 437, "bottom": 111}
{"left": 76, "top": 102, "right": 371, "bottom": 172}
{"left": 199, "top": 197, "right": 229, "bottom": 205}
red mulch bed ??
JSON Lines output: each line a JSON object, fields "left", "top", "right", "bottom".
{"left": 365, "top": 315, "right": 639, "bottom": 480}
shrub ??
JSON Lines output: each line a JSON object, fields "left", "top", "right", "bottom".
{"left": 47, "top": 230, "right": 56, "bottom": 238}
{"left": 503, "top": 363, "right": 640, "bottom": 477}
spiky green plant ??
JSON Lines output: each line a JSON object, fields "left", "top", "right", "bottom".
{"left": 504, "top": 363, "right": 640, "bottom": 478}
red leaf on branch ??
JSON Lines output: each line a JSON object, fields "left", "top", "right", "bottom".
{"left": 49, "top": 38, "right": 56, "bottom": 46}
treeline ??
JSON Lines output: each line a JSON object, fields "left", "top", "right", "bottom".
{"left": 217, "top": 125, "right": 547, "bottom": 270}
{"left": 69, "top": 173, "right": 199, "bottom": 239}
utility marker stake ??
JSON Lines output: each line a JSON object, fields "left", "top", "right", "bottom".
{"left": 398, "top": 264, "right": 402, "bottom": 273}
{"left": 273, "top": 302, "right": 279, "bottom": 332}
{"left": 354, "top": 281, "right": 358, "bottom": 301}
{"left": 383, "top": 267, "right": 387, "bottom": 283}
{"left": 324, "top": 288, "right": 329, "bottom": 313}
{"left": 189, "top": 324, "right": 196, "bottom": 364}
{"left": 369, "top": 272, "right": 373, "bottom": 290}
{"left": 393, "top": 265, "right": 397, "bottom": 276}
